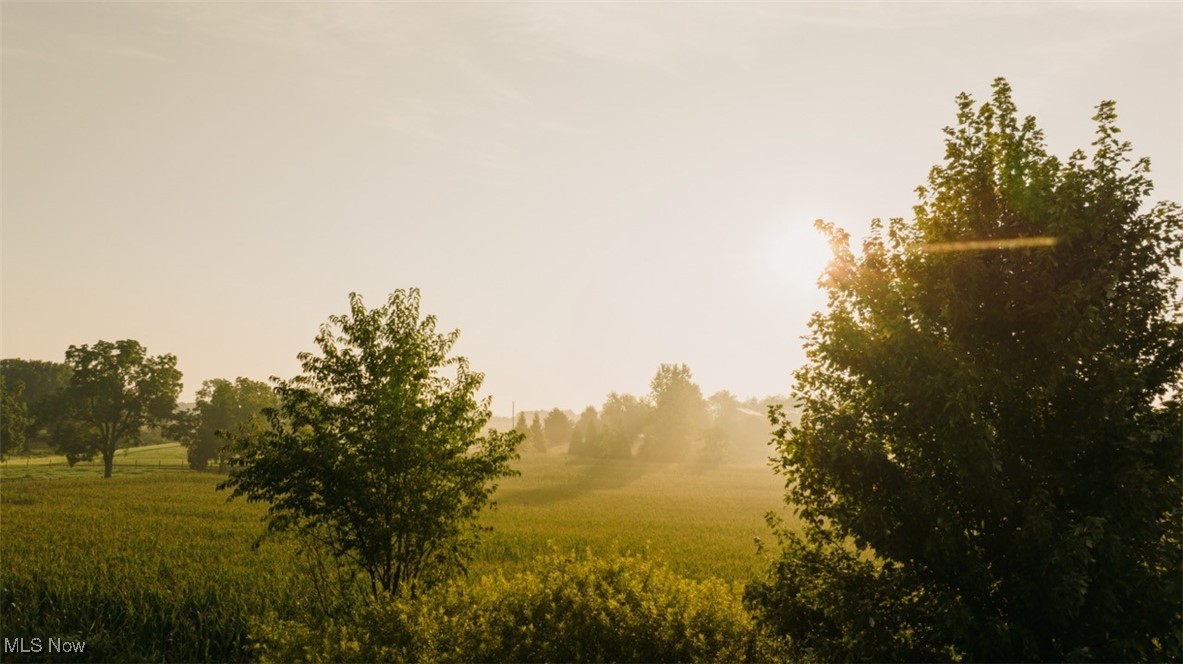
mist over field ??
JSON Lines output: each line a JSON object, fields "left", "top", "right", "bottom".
{"left": 2, "top": 3, "right": 1181, "bottom": 663}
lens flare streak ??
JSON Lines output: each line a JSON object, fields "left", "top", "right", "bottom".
{"left": 916, "top": 236, "right": 1059, "bottom": 253}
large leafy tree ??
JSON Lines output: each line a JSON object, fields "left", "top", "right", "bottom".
{"left": 641, "top": 363, "right": 707, "bottom": 461}
{"left": 221, "top": 289, "right": 521, "bottom": 598}
{"left": 173, "top": 377, "right": 277, "bottom": 470}
{"left": 746, "top": 79, "right": 1182, "bottom": 661}
{"left": 51, "top": 340, "right": 182, "bottom": 478}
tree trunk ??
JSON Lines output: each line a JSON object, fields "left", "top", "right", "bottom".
{"left": 102, "top": 449, "right": 114, "bottom": 478}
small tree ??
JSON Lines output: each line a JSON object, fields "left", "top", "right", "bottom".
{"left": 746, "top": 79, "right": 1182, "bottom": 661}
{"left": 53, "top": 340, "right": 182, "bottom": 478}
{"left": 543, "top": 408, "right": 573, "bottom": 450}
{"left": 570, "top": 406, "right": 601, "bottom": 457}
{"left": 529, "top": 412, "right": 547, "bottom": 453}
{"left": 221, "top": 289, "right": 521, "bottom": 598}
{"left": 568, "top": 425, "right": 584, "bottom": 456}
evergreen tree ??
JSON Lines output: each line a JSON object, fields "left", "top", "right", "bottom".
{"left": 529, "top": 412, "right": 547, "bottom": 453}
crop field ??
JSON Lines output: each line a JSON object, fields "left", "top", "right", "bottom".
{"left": 0, "top": 448, "right": 792, "bottom": 661}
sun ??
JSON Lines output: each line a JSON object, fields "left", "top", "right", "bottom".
{"left": 762, "top": 218, "right": 833, "bottom": 295}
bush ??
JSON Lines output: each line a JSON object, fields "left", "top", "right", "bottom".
{"left": 254, "top": 549, "right": 782, "bottom": 663}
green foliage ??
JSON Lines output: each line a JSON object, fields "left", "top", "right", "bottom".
{"left": 748, "top": 79, "right": 1183, "bottom": 661}
{"left": 253, "top": 549, "right": 781, "bottom": 664}
{"left": 176, "top": 377, "right": 276, "bottom": 470}
{"left": 221, "top": 289, "right": 521, "bottom": 598}
{"left": 2, "top": 453, "right": 787, "bottom": 661}
{"left": 0, "top": 474, "right": 305, "bottom": 663}
{"left": 642, "top": 364, "right": 707, "bottom": 461}
{"left": 0, "top": 358, "right": 72, "bottom": 438}
{"left": 744, "top": 523, "right": 947, "bottom": 662}
{"left": 51, "top": 340, "right": 182, "bottom": 478}
{"left": 1, "top": 376, "right": 31, "bottom": 457}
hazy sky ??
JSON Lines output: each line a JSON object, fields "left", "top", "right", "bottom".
{"left": 3, "top": 2, "right": 1180, "bottom": 413}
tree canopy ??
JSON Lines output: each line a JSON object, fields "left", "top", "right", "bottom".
{"left": 569, "top": 406, "right": 600, "bottom": 457}
{"left": 0, "top": 358, "right": 72, "bottom": 438}
{"left": 543, "top": 408, "right": 573, "bottom": 451}
{"left": 170, "top": 377, "right": 277, "bottom": 470}
{"left": 51, "top": 340, "right": 182, "bottom": 477}
{"left": 221, "top": 289, "right": 521, "bottom": 598}
{"left": 746, "top": 79, "right": 1182, "bottom": 661}
{"left": 600, "top": 392, "right": 651, "bottom": 459}
{"left": 529, "top": 412, "right": 547, "bottom": 453}
{"left": 0, "top": 376, "right": 30, "bottom": 457}
{"left": 641, "top": 363, "right": 706, "bottom": 461}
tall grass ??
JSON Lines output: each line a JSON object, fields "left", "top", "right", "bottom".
{"left": 1, "top": 453, "right": 791, "bottom": 661}
{"left": 1, "top": 474, "right": 305, "bottom": 661}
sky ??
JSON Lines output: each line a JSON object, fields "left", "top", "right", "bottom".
{"left": 3, "top": 2, "right": 1181, "bottom": 414}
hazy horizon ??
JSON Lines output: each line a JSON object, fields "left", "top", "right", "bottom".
{"left": 3, "top": 2, "right": 1180, "bottom": 414}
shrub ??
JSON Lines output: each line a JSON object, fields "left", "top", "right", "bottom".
{"left": 253, "top": 549, "right": 782, "bottom": 663}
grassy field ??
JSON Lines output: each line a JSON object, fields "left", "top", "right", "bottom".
{"left": 0, "top": 442, "right": 191, "bottom": 481}
{"left": 0, "top": 447, "right": 792, "bottom": 661}
{"left": 480, "top": 454, "right": 789, "bottom": 581}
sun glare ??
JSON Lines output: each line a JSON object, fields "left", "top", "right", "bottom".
{"left": 763, "top": 218, "right": 833, "bottom": 295}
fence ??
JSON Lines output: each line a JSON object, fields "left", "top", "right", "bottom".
{"left": 0, "top": 457, "right": 193, "bottom": 469}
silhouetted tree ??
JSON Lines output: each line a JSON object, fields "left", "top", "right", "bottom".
{"left": 51, "top": 340, "right": 182, "bottom": 477}
{"left": 175, "top": 377, "right": 277, "bottom": 470}
{"left": 746, "top": 79, "right": 1183, "bottom": 661}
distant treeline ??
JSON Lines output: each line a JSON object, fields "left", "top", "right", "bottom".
{"left": 1, "top": 354, "right": 788, "bottom": 473}
{"left": 507, "top": 364, "right": 790, "bottom": 465}
{"left": 1, "top": 352, "right": 276, "bottom": 475}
